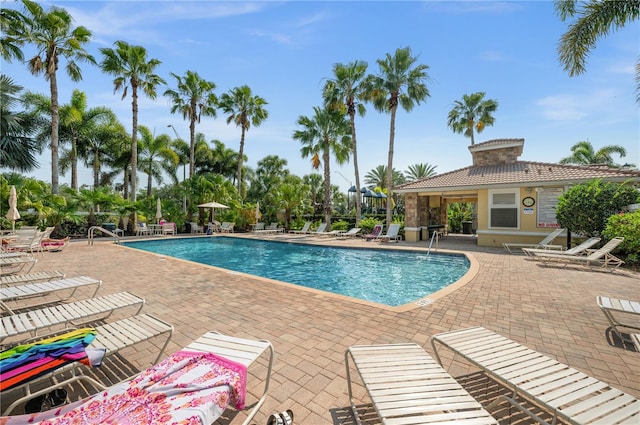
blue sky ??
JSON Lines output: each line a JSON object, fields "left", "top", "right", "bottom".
{"left": 4, "top": 0, "right": 639, "bottom": 192}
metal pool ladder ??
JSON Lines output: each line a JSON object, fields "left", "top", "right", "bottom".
{"left": 427, "top": 230, "right": 440, "bottom": 255}
{"left": 88, "top": 226, "right": 121, "bottom": 245}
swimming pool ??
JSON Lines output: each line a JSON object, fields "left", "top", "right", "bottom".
{"left": 123, "top": 237, "right": 470, "bottom": 307}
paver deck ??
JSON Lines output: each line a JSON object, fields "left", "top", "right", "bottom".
{"left": 8, "top": 234, "right": 639, "bottom": 424}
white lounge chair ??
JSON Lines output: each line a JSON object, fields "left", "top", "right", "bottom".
{"left": 1, "top": 313, "right": 174, "bottom": 415}
{"left": 3, "top": 331, "right": 274, "bottom": 425}
{"left": 0, "top": 291, "right": 145, "bottom": 343}
{"left": 364, "top": 224, "right": 384, "bottom": 241}
{"left": 335, "top": 227, "right": 361, "bottom": 239}
{"left": 136, "top": 222, "right": 151, "bottom": 236}
{"left": 345, "top": 343, "right": 498, "bottom": 425}
{"left": 189, "top": 222, "right": 204, "bottom": 234}
{"left": 597, "top": 296, "right": 640, "bottom": 343}
{"left": 289, "top": 221, "right": 311, "bottom": 234}
{"left": 251, "top": 222, "right": 265, "bottom": 232}
{"left": 0, "top": 270, "right": 65, "bottom": 285}
{"left": 161, "top": 223, "right": 176, "bottom": 235}
{"left": 0, "top": 255, "right": 37, "bottom": 276}
{"left": 502, "top": 228, "right": 565, "bottom": 253}
{"left": 523, "top": 236, "right": 601, "bottom": 257}
{"left": 431, "top": 326, "right": 639, "bottom": 425}
{"left": 0, "top": 276, "right": 102, "bottom": 315}
{"left": 220, "top": 222, "right": 235, "bottom": 233}
{"left": 533, "top": 236, "right": 625, "bottom": 270}
{"left": 377, "top": 223, "right": 402, "bottom": 242}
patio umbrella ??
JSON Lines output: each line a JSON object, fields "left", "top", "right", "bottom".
{"left": 197, "top": 201, "right": 229, "bottom": 222}
{"left": 255, "top": 202, "right": 261, "bottom": 222}
{"left": 155, "top": 198, "right": 162, "bottom": 223}
{"left": 6, "top": 185, "right": 20, "bottom": 232}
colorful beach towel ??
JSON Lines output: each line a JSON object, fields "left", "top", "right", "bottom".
{"left": 1, "top": 349, "right": 247, "bottom": 425}
{"left": 0, "top": 329, "right": 97, "bottom": 392}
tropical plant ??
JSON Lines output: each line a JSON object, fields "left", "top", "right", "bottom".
{"left": 559, "top": 140, "right": 629, "bottom": 166}
{"left": 219, "top": 85, "right": 269, "bottom": 196}
{"left": 294, "top": 106, "right": 352, "bottom": 227}
{"left": 303, "top": 173, "right": 324, "bottom": 216}
{"left": 246, "top": 155, "right": 289, "bottom": 203}
{"left": 555, "top": 0, "right": 640, "bottom": 104}
{"left": 100, "top": 40, "right": 165, "bottom": 203}
{"left": 0, "top": 7, "right": 27, "bottom": 62}
{"left": 323, "top": 60, "right": 368, "bottom": 226}
{"left": 266, "top": 175, "right": 309, "bottom": 230}
{"left": 137, "top": 126, "right": 179, "bottom": 195}
{"left": 164, "top": 70, "right": 218, "bottom": 178}
{"left": 405, "top": 163, "right": 437, "bottom": 181}
{"left": 0, "top": 74, "right": 41, "bottom": 171}
{"left": 15, "top": 0, "right": 95, "bottom": 194}
{"left": 364, "top": 165, "right": 405, "bottom": 189}
{"left": 84, "top": 116, "right": 129, "bottom": 189}
{"left": 447, "top": 202, "right": 473, "bottom": 234}
{"left": 58, "top": 90, "right": 115, "bottom": 191}
{"left": 447, "top": 92, "right": 498, "bottom": 145}
{"left": 603, "top": 210, "right": 640, "bottom": 267}
{"left": 364, "top": 47, "right": 431, "bottom": 226}
{"left": 555, "top": 179, "right": 639, "bottom": 237}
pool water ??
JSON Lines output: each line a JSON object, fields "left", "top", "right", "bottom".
{"left": 123, "top": 237, "right": 470, "bottom": 307}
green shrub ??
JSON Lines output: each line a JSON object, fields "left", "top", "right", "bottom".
{"left": 556, "top": 179, "right": 639, "bottom": 237}
{"left": 358, "top": 217, "right": 382, "bottom": 234}
{"left": 603, "top": 210, "right": 640, "bottom": 267}
{"left": 330, "top": 220, "right": 349, "bottom": 231}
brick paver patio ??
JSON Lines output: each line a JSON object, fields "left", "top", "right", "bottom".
{"left": 4, "top": 233, "right": 639, "bottom": 424}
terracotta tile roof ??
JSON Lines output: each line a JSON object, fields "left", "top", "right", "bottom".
{"left": 395, "top": 161, "right": 640, "bottom": 192}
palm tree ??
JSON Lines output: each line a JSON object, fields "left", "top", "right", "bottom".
{"left": 0, "top": 74, "right": 41, "bottom": 171}
{"left": 293, "top": 106, "right": 351, "bottom": 227}
{"left": 137, "top": 126, "right": 179, "bottom": 195}
{"left": 364, "top": 47, "right": 430, "bottom": 226}
{"left": 559, "top": 140, "right": 628, "bottom": 166}
{"left": 83, "top": 116, "right": 128, "bottom": 189}
{"left": 323, "top": 60, "right": 368, "bottom": 226}
{"left": 303, "top": 173, "right": 324, "bottom": 216}
{"left": 219, "top": 85, "right": 269, "bottom": 196}
{"left": 365, "top": 165, "right": 405, "bottom": 189}
{"left": 405, "top": 163, "right": 438, "bottom": 181}
{"left": 17, "top": 0, "right": 95, "bottom": 194}
{"left": 58, "top": 90, "right": 114, "bottom": 191}
{"left": 555, "top": 0, "right": 640, "bottom": 104}
{"left": 99, "top": 40, "right": 165, "bottom": 203}
{"left": 447, "top": 92, "right": 498, "bottom": 145}
{"left": 164, "top": 70, "right": 218, "bottom": 178}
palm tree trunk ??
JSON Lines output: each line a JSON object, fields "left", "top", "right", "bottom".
{"left": 50, "top": 72, "right": 60, "bottom": 194}
{"left": 189, "top": 109, "right": 196, "bottom": 178}
{"left": 323, "top": 139, "right": 332, "bottom": 228}
{"left": 147, "top": 163, "right": 152, "bottom": 195}
{"left": 93, "top": 151, "right": 100, "bottom": 188}
{"left": 71, "top": 139, "right": 78, "bottom": 192}
{"left": 237, "top": 126, "right": 246, "bottom": 196}
{"left": 130, "top": 84, "right": 138, "bottom": 203}
{"left": 386, "top": 106, "right": 397, "bottom": 227}
{"left": 350, "top": 113, "right": 362, "bottom": 227}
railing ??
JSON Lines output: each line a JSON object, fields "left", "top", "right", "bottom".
{"left": 87, "top": 226, "right": 121, "bottom": 246}
{"left": 426, "top": 229, "right": 440, "bottom": 255}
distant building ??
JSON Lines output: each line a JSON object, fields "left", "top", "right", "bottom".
{"left": 394, "top": 139, "right": 640, "bottom": 247}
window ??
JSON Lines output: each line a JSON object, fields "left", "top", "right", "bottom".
{"left": 489, "top": 189, "right": 518, "bottom": 228}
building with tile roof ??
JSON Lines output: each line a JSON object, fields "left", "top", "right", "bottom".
{"left": 394, "top": 139, "right": 640, "bottom": 247}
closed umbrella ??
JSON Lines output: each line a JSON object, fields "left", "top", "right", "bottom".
{"left": 155, "top": 198, "right": 162, "bottom": 224}
{"left": 6, "top": 185, "right": 20, "bottom": 232}
{"left": 255, "top": 201, "right": 261, "bottom": 223}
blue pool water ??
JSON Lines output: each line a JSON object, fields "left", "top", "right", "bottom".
{"left": 123, "top": 237, "right": 470, "bottom": 307}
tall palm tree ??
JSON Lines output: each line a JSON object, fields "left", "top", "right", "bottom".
{"left": 164, "top": 70, "right": 218, "bottom": 178}
{"left": 0, "top": 74, "right": 41, "bottom": 171}
{"left": 84, "top": 116, "right": 128, "bottom": 188}
{"left": 405, "top": 163, "right": 438, "bottom": 181}
{"left": 364, "top": 47, "right": 430, "bottom": 226}
{"left": 447, "top": 92, "right": 498, "bottom": 145}
{"left": 137, "top": 126, "right": 179, "bottom": 195}
{"left": 58, "top": 90, "right": 114, "bottom": 191}
{"left": 559, "top": 140, "right": 628, "bottom": 166}
{"left": 17, "top": 0, "right": 95, "bottom": 194}
{"left": 219, "top": 85, "right": 269, "bottom": 196}
{"left": 323, "top": 60, "right": 368, "bottom": 226}
{"left": 303, "top": 173, "right": 324, "bottom": 216}
{"left": 555, "top": 0, "right": 640, "bottom": 104}
{"left": 293, "top": 106, "right": 351, "bottom": 227}
{"left": 99, "top": 40, "right": 165, "bottom": 203}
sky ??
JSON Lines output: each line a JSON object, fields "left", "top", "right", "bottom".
{"left": 3, "top": 0, "right": 639, "bottom": 193}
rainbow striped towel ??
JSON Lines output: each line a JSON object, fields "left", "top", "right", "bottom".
{"left": 0, "top": 328, "right": 97, "bottom": 391}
